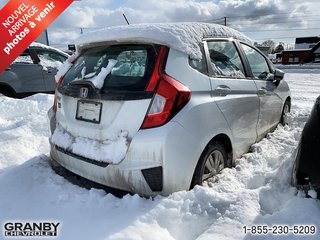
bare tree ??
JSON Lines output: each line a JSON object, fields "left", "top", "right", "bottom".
{"left": 274, "top": 43, "right": 284, "bottom": 53}
{"left": 262, "top": 40, "right": 276, "bottom": 48}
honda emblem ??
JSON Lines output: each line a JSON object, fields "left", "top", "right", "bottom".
{"left": 80, "top": 88, "right": 88, "bottom": 98}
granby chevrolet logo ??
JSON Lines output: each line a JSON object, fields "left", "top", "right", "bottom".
{"left": 3, "top": 221, "right": 60, "bottom": 237}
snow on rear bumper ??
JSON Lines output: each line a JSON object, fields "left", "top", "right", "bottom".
{"left": 49, "top": 121, "right": 191, "bottom": 196}
{"left": 50, "top": 124, "right": 128, "bottom": 164}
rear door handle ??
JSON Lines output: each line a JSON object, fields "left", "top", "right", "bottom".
{"left": 258, "top": 87, "right": 267, "bottom": 95}
{"left": 215, "top": 85, "right": 231, "bottom": 96}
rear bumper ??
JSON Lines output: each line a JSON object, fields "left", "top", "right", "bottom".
{"left": 50, "top": 142, "right": 161, "bottom": 196}
{"left": 48, "top": 108, "right": 200, "bottom": 196}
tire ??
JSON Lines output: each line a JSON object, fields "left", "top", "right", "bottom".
{"left": 190, "top": 141, "right": 227, "bottom": 189}
{"left": 280, "top": 100, "right": 290, "bottom": 125}
{"left": 0, "top": 89, "right": 14, "bottom": 98}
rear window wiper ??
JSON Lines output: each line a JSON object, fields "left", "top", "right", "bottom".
{"left": 69, "top": 80, "right": 97, "bottom": 89}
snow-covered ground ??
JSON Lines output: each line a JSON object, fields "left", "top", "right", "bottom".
{"left": 0, "top": 68, "right": 319, "bottom": 240}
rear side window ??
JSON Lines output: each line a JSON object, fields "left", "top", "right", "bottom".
{"left": 14, "top": 50, "right": 34, "bottom": 64}
{"left": 36, "top": 49, "right": 67, "bottom": 63}
{"left": 241, "top": 44, "right": 270, "bottom": 80}
{"left": 207, "top": 41, "right": 245, "bottom": 78}
{"left": 189, "top": 57, "right": 208, "bottom": 75}
{"left": 62, "top": 44, "right": 158, "bottom": 91}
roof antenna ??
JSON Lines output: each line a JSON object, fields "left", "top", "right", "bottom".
{"left": 123, "top": 13, "right": 130, "bottom": 25}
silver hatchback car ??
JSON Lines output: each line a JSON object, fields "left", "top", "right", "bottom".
{"left": 48, "top": 23, "right": 291, "bottom": 196}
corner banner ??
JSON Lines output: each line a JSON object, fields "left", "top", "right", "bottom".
{"left": 0, "top": 0, "right": 73, "bottom": 74}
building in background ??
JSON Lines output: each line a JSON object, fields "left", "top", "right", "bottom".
{"left": 304, "top": 41, "right": 320, "bottom": 63}
{"left": 281, "top": 36, "right": 320, "bottom": 64}
{"left": 295, "top": 36, "right": 320, "bottom": 50}
{"left": 281, "top": 49, "right": 310, "bottom": 64}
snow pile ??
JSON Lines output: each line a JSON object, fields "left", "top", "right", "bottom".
{"left": 77, "top": 22, "right": 252, "bottom": 59}
{"left": 0, "top": 94, "right": 53, "bottom": 171}
{"left": 51, "top": 125, "right": 128, "bottom": 164}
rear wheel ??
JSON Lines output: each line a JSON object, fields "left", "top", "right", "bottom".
{"left": 0, "top": 88, "right": 14, "bottom": 98}
{"left": 190, "top": 142, "right": 227, "bottom": 188}
{"left": 280, "top": 100, "right": 290, "bottom": 125}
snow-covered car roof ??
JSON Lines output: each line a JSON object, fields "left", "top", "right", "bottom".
{"left": 30, "top": 42, "right": 69, "bottom": 57}
{"left": 76, "top": 22, "right": 252, "bottom": 59}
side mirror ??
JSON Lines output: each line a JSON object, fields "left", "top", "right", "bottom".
{"left": 267, "top": 69, "right": 284, "bottom": 85}
{"left": 274, "top": 69, "right": 284, "bottom": 81}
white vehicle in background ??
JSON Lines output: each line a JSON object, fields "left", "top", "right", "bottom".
{"left": 0, "top": 42, "right": 68, "bottom": 98}
{"left": 48, "top": 23, "right": 291, "bottom": 196}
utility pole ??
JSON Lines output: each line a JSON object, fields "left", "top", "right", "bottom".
{"left": 224, "top": 17, "right": 227, "bottom": 26}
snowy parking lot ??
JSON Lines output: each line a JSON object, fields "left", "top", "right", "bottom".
{"left": 0, "top": 68, "right": 319, "bottom": 240}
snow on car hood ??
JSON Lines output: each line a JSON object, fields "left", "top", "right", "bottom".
{"left": 50, "top": 125, "right": 128, "bottom": 164}
{"left": 76, "top": 22, "right": 252, "bottom": 59}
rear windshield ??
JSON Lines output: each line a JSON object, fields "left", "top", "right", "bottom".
{"left": 62, "top": 44, "right": 159, "bottom": 91}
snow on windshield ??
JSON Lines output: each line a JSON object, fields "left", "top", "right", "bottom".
{"left": 77, "top": 22, "right": 252, "bottom": 59}
{"left": 86, "top": 59, "right": 117, "bottom": 89}
{"left": 38, "top": 57, "right": 63, "bottom": 71}
{"left": 61, "top": 46, "right": 149, "bottom": 89}
{"left": 13, "top": 52, "right": 64, "bottom": 70}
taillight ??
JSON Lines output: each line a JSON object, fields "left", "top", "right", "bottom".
{"left": 53, "top": 76, "right": 63, "bottom": 112}
{"left": 141, "top": 47, "right": 191, "bottom": 129}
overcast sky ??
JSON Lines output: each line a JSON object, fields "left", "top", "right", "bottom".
{"left": 1, "top": 0, "right": 320, "bottom": 49}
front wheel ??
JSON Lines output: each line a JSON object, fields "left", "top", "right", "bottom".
{"left": 190, "top": 142, "right": 227, "bottom": 189}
